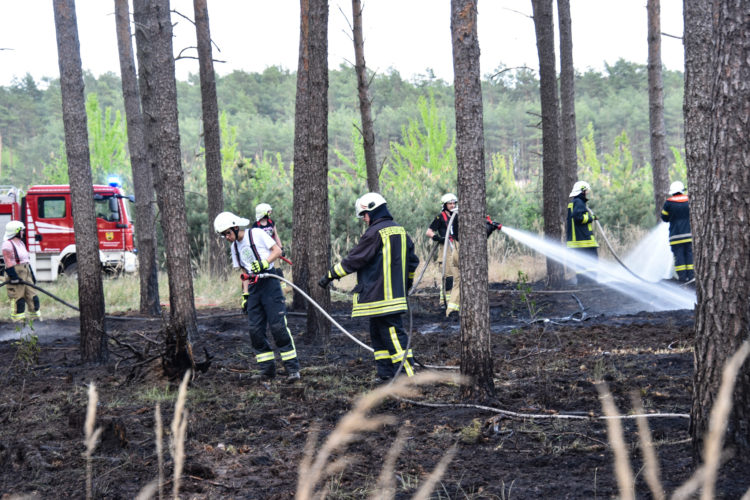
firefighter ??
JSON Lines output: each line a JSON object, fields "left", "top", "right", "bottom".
{"left": 253, "top": 203, "right": 288, "bottom": 291}
{"left": 2, "top": 221, "right": 40, "bottom": 323}
{"left": 661, "top": 181, "right": 694, "bottom": 282}
{"left": 425, "top": 193, "right": 502, "bottom": 319}
{"left": 426, "top": 193, "right": 459, "bottom": 317}
{"left": 214, "top": 211, "right": 300, "bottom": 382}
{"left": 566, "top": 181, "right": 599, "bottom": 285}
{"left": 318, "top": 193, "right": 419, "bottom": 383}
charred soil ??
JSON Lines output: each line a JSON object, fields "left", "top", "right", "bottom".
{"left": 1, "top": 281, "right": 748, "bottom": 499}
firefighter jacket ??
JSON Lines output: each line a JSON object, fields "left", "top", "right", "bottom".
{"left": 660, "top": 194, "right": 692, "bottom": 245}
{"left": 429, "top": 210, "right": 458, "bottom": 242}
{"left": 329, "top": 216, "right": 419, "bottom": 318}
{"left": 566, "top": 195, "right": 599, "bottom": 248}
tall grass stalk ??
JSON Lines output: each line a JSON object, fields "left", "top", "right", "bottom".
{"left": 155, "top": 402, "right": 164, "bottom": 500}
{"left": 84, "top": 383, "right": 102, "bottom": 500}
{"left": 630, "top": 393, "right": 664, "bottom": 500}
{"left": 411, "top": 443, "right": 457, "bottom": 500}
{"left": 170, "top": 371, "right": 190, "bottom": 500}
{"left": 296, "top": 372, "right": 464, "bottom": 500}
{"left": 700, "top": 341, "right": 750, "bottom": 500}
{"left": 370, "top": 429, "right": 407, "bottom": 500}
{"left": 596, "top": 382, "right": 635, "bottom": 500}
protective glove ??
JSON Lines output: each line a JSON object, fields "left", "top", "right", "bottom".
{"left": 318, "top": 275, "right": 332, "bottom": 289}
{"left": 241, "top": 292, "right": 249, "bottom": 314}
{"left": 6, "top": 267, "right": 21, "bottom": 284}
{"left": 250, "top": 259, "right": 270, "bottom": 274}
{"left": 431, "top": 234, "right": 445, "bottom": 243}
{"left": 591, "top": 214, "right": 599, "bottom": 221}
{"left": 281, "top": 248, "right": 286, "bottom": 257}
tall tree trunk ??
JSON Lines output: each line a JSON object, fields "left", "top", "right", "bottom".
{"left": 53, "top": 0, "right": 108, "bottom": 363}
{"left": 557, "top": 0, "right": 577, "bottom": 198}
{"left": 688, "top": 1, "right": 750, "bottom": 460}
{"left": 451, "top": 0, "right": 494, "bottom": 402}
{"left": 531, "top": 0, "right": 565, "bottom": 289}
{"left": 351, "top": 0, "right": 378, "bottom": 193}
{"left": 134, "top": 0, "right": 198, "bottom": 372}
{"left": 647, "top": 0, "right": 670, "bottom": 221}
{"left": 114, "top": 0, "right": 160, "bottom": 317}
{"left": 292, "top": 0, "right": 331, "bottom": 343}
{"left": 193, "top": 0, "right": 225, "bottom": 277}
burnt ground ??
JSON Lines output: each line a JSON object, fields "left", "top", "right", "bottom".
{"left": 1, "top": 281, "right": 749, "bottom": 499}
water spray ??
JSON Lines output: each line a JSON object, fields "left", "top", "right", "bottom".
{"left": 588, "top": 208, "right": 651, "bottom": 283}
{"left": 500, "top": 226, "right": 695, "bottom": 311}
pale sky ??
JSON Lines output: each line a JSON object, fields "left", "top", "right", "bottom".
{"left": 0, "top": 1, "right": 684, "bottom": 87}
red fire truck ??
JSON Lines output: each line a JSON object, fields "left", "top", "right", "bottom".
{"left": 0, "top": 184, "right": 137, "bottom": 281}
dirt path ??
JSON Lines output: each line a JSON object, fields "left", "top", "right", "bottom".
{"left": 0, "top": 282, "right": 748, "bottom": 499}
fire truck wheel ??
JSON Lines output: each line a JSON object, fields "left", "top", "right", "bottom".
{"left": 62, "top": 262, "right": 78, "bottom": 278}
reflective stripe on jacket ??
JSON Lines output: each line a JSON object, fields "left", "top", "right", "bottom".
{"left": 660, "top": 194, "right": 692, "bottom": 245}
{"left": 566, "top": 196, "right": 599, "bottom": 248}
{"left": 331, "top": 217, "right": 419, "bottom": 318}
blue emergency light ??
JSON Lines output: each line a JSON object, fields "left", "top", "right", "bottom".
{"left": 107, "top": 175, "right": 122, "bottom": 188}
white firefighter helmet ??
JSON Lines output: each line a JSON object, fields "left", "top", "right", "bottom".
{"left": 255, "top": 203, "right": 272, "bottom": 221}
{"left": 669, "top": 181, "right": 685, "bottom": 195}
{"left": 3, "top": 220, "right": 24, "bottom": 241}
{"left": 441, "top": 193, "right": 458, "bottom": 206}
{"left": 213, "top": 211, "right": 250, "bottom": 234}
{"left": 355, "top": 192, "right": 387, "bottom": 218}
{"left": 569, "top": 181, "right": 592, "bottom": 198}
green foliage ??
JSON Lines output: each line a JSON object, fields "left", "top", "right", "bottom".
{"left": 515, "top": 270, "right": 542, "bottom": 320}
{"left": 13, "top": 328, "right": 40, "bottom": 369}
{"left": 40, "top": 93, "right": 130, "bottom": 189}
{"left": 578, "top": 125, "right": 655, "bottom": 234}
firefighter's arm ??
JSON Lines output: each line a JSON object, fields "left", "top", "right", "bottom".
{"left": 572, "top": 199, "right": 590, "bottom": 224}
{"left": 272, "top": 227, "right": 284, "bottom": 254}
{"left": 660, "top": 203, "right": 670, "bottom": 223}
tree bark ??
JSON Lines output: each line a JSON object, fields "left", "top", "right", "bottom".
{"left": 134, "top": 0, "right": 198, "bottom": 371}
{"left": 688, "top": 0, "right": 750, "bottom": 460}
{"left": 114, "top": 0, "right": 160, "bottom": 317}
{"left": 531, "top": 0, "right": 565, "bottom": 289}
{"left": 53, "top": 0, "right": 108, "bottom": 363}
{"left": 193, "top": 0, "right": 225, "bottom": 277}
{"left": 351, "top": 0, "right": 378, "bottom": 193}
{"left": 451, "top": 0, "right": 495, "bottom": 402}
{"left": 647, "top": 0, "right": 670, "bottom": 221}
{"left": 292, "top": 0, "right": 331, "bottom": 343}
{"left": 557, "top": 0, "right": 577, "bottom": 198}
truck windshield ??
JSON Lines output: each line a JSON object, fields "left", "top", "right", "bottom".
{"left": 95, "top": 197, "right": 120, "bottom": 222}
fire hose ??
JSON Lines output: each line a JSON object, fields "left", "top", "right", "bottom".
{"left": 587, "top": 208, "right": 652, "bottom": 283}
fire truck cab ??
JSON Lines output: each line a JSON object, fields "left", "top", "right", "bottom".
{"left": 0, "top": 184, "right": 137, "bottom": 281}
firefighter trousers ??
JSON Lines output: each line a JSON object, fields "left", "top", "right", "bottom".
{"left": 246, "top": 277, "right": 299, "bottom": 377}
{"left": 445, "top": 242, "right": 460, "bottom": 315}
{"left": 5, "top": 264, "right": 40, "bottom": 322}
{"left": 369, "top": 314, "right": 414, "bottom": 379}
{"left": 671, "top": 242, "right": 694, "bottom": 282}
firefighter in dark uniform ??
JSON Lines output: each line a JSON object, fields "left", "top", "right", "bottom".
{"left": 661, "top": 181, "right": 694, "bottom": 282}
{"left": 214, "top": 211, "right": 300, "bottom": 382}
{"left": 566, "top": 181, "right": 599, "bottom": 285}
{"left": 426, "top": 193, "right": 459, "bottom": 315}
{"left": 318, "top": 193, "right": 419, "bottom": 383}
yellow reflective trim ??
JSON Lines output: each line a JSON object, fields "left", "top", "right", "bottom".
{"left": 670, "top": 238, "right": 692, "bottom": 245}
{"left": 280, "top": 349, "right": 297, "bottom": 360}
{"left": 334, "top": 263, "right": 347, "bottom": 278}
{"left": 351, "top": 297, "right": 408, "bottom": 317}
{"left": 686, "top": 264, "right": 694, "bottom": 270}
{"left": 256, "top": 352, "right": 275, "bottom": 363}
{"left": 374, "top": 350, "right": 390, "bottom": 360}
{"left": 447, "top": 303, "right": 460, "bottom": 312}
{"left": 582, "top": 212, "right": 590, "bottom": 224}
{"left": 566, "top": 239, "right": 599, "bottom": 248}
{"left": 661, "top": 210, "right": 669, "bottom": 216}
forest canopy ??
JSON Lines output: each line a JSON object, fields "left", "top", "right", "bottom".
{"left": 0, "top": 59, "right": 685, "bottom": 256}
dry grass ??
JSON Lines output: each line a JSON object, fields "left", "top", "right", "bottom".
{"left": 296, "top": 371, "right": 465, "bottom": 500}
{"left": 597, "top": 341, "right": 750, "bottom": 500}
